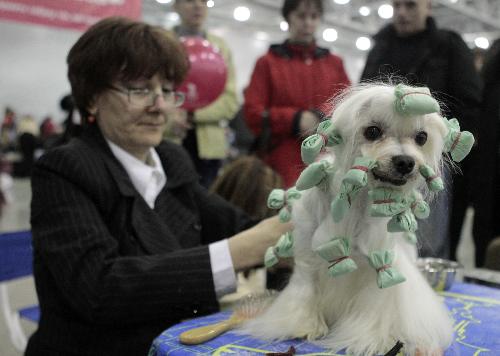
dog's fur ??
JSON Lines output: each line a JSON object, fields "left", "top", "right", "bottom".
{"left": 240, "top": 84, "right": 454, "bottom": 355}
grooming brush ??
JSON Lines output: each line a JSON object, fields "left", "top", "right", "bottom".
{"left": 179, "top": 290, "right": 276, "bottom": 345}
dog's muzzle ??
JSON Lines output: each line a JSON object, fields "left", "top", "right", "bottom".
{"left": 372, "top": 155, "right": 415, "bottom": 186}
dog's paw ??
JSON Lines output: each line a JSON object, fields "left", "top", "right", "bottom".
{"left": 293, "top": 315, "right": 329, "bottom": 341}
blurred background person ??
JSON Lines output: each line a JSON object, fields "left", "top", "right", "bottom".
{"left": 26, "top": 17, "right": 289, "bottom": 356}
{"left": 13, "top": 114, "right": 39, "bottom": 178}
{"left": 54, "top": 94, "right": 83, "bottom": 147}
{"left": 210, "top": 155, "right": 283, "bottom": 221}
{"left": 166, "top": 0, "right": 238, "bottom": 188}
{"left": 475, "top": 38, "right": 500, "bottom": 268}
{"left": 1, "top": 107, "right": 17, "bottom": 152}
{"left": 243, "top": 0, "right": 350, "bottom": 188}
{"left": 39, "top": 115, "right": 61, "bottom": 149}
{"left": 360, "top": 0, "right": 482, "bottom": 262}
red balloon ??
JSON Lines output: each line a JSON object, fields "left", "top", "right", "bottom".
{"left": 177, "top": 37, "right": 228, "bottom": 111}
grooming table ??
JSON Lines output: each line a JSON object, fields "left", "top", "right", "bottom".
{"left": 149, "top": 283, "right": 500, "bottom": 355}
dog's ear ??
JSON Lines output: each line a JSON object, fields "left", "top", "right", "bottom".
{"left": 357, "top": 99, "right": 372, "bottom": 117}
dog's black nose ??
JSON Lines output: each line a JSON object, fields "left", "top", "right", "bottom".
{"left": 392, "top": 155, "right": 415, "bottom": 175}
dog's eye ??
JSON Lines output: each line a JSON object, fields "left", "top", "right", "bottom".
{"left": 364, "top": 126, "right": 382, "bottom": 141}
{"left": 415, "top": 131, "right": 428, "bottom": 146}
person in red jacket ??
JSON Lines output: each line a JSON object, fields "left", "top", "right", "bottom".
{"left": 244, "top": 0, "right": 350, "bottom": 187}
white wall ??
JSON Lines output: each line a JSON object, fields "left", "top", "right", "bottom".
{"left": 0, "top": 20, "right": 80, "bottom": 123}
{"left": 0, "top": 18, "right": 367, "bottom": 124}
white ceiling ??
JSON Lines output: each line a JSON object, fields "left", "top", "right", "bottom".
{"left": 142, "top": 0, "right": 500, "bottom": 52}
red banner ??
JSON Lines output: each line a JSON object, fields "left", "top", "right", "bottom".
{"left": 0, "top": 0, "right": 141, "bottom": 31}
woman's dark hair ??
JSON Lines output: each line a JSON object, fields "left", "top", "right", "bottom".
{"left": 210, "top": 156, "right": 283, "bottom": 220}
{"left": 67, "top": 16, "right": 189, "bottom": 125}
{"left": 281, "top": 0, "right": 323, "bottom": 21}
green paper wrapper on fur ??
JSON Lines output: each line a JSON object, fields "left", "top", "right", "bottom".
{"left": 419, "top": 164, "right": 444, "bottom": 191}
{"left": 393, "top": 84, "right": 439, "bottom": 116}
{"left": 275, "top": 232, "right": 294, "bottom": 258}
{"left": 387, "top": 210, "right": 418, "bottom": 233}
{"left": 331, "top": 182, "right": 363, "bottom": 222}
{"left": 368, "top": 250, "right": 406, "bottom": 288}
{"left": 342, "top": 157, "right": 378, "bottom": 187}
{"left": 405, "top": 232, "right": 417, "bottom": 244}
{"left": 442, "top": 118, "right": 475, "bottom": 162}
{"left": 315, "top": 237, "right": 357, "bottom": 277}
{"left": 409, "top": 191, "right": 430, "bottom": 219}
{"left": 296, "top": 160, "right": 336, "bottom": 191}
{"left": 267, "top": 189, "right": 285, "bottom": 210}
{"left": 301, "top": 121, "right": 342, "bottom": 164}
{"left": 267, "top": 188, "right": 301, "bottom": 210}
{"left": 368, "top": 188, "right": 411, "bottom": 217}
{"left": 278, "top": 208, "right": 292, "bottom": 223}
{"left": 264, "top": 247, "right": 279, "bottom": 268}
{"left": 264, "top": 232, "right": 295, "bottom": 268}
{"left": 269, "top": 188, "right": 301, "bottom": 222}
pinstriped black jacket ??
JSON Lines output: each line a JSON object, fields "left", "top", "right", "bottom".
{"left": 25, "top": 124, "right": 251, "bottom": 356}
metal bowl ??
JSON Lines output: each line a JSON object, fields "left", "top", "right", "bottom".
{"left": 416, "top": 258, "right": 463, "bottom": 292}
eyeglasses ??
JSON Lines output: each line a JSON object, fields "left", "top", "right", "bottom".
{"left": 110, "top": 85, "right": 185, "bottom": 108}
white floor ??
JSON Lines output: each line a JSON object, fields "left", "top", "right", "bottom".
{"left": 0, "top": 179, "right": 477, "bottom": 356}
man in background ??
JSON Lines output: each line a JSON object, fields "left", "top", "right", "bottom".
{"left": 166, "top": 0, "right": 238, "bottom": 188}
{"left": 361, "top": 0, "right": 482, "bottom": 262}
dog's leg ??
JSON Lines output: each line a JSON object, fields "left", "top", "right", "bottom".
{"left": 239, "top": 193, "right": 330, "bottom": 341}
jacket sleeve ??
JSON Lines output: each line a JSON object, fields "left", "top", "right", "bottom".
{"left": 194, "top": 34, "right": 239, "bottom": 124}
{"left": 445, "top": 33, "right": 482, "bottom": 135}
{"left": 360, "top": 44, "right": 380, "bottom": 82}
{"left": 30, "top": 150, "right": 223, "bottom": 325}
{"left": 243, "top": 55, "right": 299, "bottom": 140}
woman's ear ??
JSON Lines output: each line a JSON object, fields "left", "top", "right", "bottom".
{"left": 87, "top": 97, "right": 98, "bottom": 116}
{"left": 86, "top": 98, "right": 99, "bottom": 124}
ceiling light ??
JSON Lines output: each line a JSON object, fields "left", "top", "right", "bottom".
{"left": 207, "top": 0, "right": 214, "bottom": 7}
{"left": 449, "top": 0, "right": 458, "bottom": 3}
{"left": 233, "top": 6, "right": 250, "bottom": 22}
{"left": 475, "top": 37, "right": 490, "bottom": 49}
{"left": 356, "top": 36, "right": 371, "bottom": 51}
{"left": 156, "top": 0, "right": 172, "bottom": 3}
{"left": 323, "top": 28, "right": 338, "bottom": 42}
{"left": 256, "top": 31, "right": 269, "bottom": 41}
{"left": 359, "top": 6, "right": 371, "bottom": 16}
{"left": 334, "top": 0, "right": 350, "bottom": 4}
{"left": 280, "top": 21, "right": 289, "bottom": 31}
{"left": 378, "top": 4, "right": 393, "bottom": 19}
{"left": 166, "top": 12, "right": 179, "bottom": 21}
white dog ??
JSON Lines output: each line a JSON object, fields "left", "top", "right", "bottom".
{"left": 240, "top": 83, "right": 474, "bottom": 355}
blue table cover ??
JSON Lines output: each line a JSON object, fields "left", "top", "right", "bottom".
{"left": 149, "top": 283, "right": 500, "bottom": 355}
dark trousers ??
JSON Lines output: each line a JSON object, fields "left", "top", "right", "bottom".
{"left": 183, "top": 128, "right": 221, "bottom": 189}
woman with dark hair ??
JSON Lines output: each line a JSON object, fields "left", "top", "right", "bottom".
{"left": 244, "top": 0, "right": 350, "bottom": 187}
{"left": 210, "top": 156, "right": 283, "bottom": 221}
{"left": 26, "top": 17, "right": 289, "bottom": 356}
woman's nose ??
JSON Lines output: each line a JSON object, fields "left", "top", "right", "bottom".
{"left": 148, "top": 93, "right": 169, "bottom": 111}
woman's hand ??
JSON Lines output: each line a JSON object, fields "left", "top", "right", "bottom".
{"left": 228, "top": 216, "right": 293, "bottom": 271}
{"left": 299, "top": 110, "right": 321, "bottom": 137}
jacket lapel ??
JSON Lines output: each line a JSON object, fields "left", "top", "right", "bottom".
{"left": 79, "top": 126, "right": 184, "bottom": 254}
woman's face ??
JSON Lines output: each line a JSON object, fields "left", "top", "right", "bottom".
{"left": 174, "top": 0, "right": 208, "bottom": 31}
{"left": 287, "top": 1, "right": 322, "bottom": 43}
{"left": 91, "top": 73, "right": 176, "bottom": 161}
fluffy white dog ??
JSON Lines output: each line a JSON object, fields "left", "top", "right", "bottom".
{"left": 240, "top": 83, "right": 474, "bottom": 355}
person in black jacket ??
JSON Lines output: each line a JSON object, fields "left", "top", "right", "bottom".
{"left": 360, "top": 0, "right": 482, "bottom": 262}
{"left": 474, "top": 39, "right": 500, "bottom": 267}
{"left": 25, "top": 17, "right": 290, "bottom": 356}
